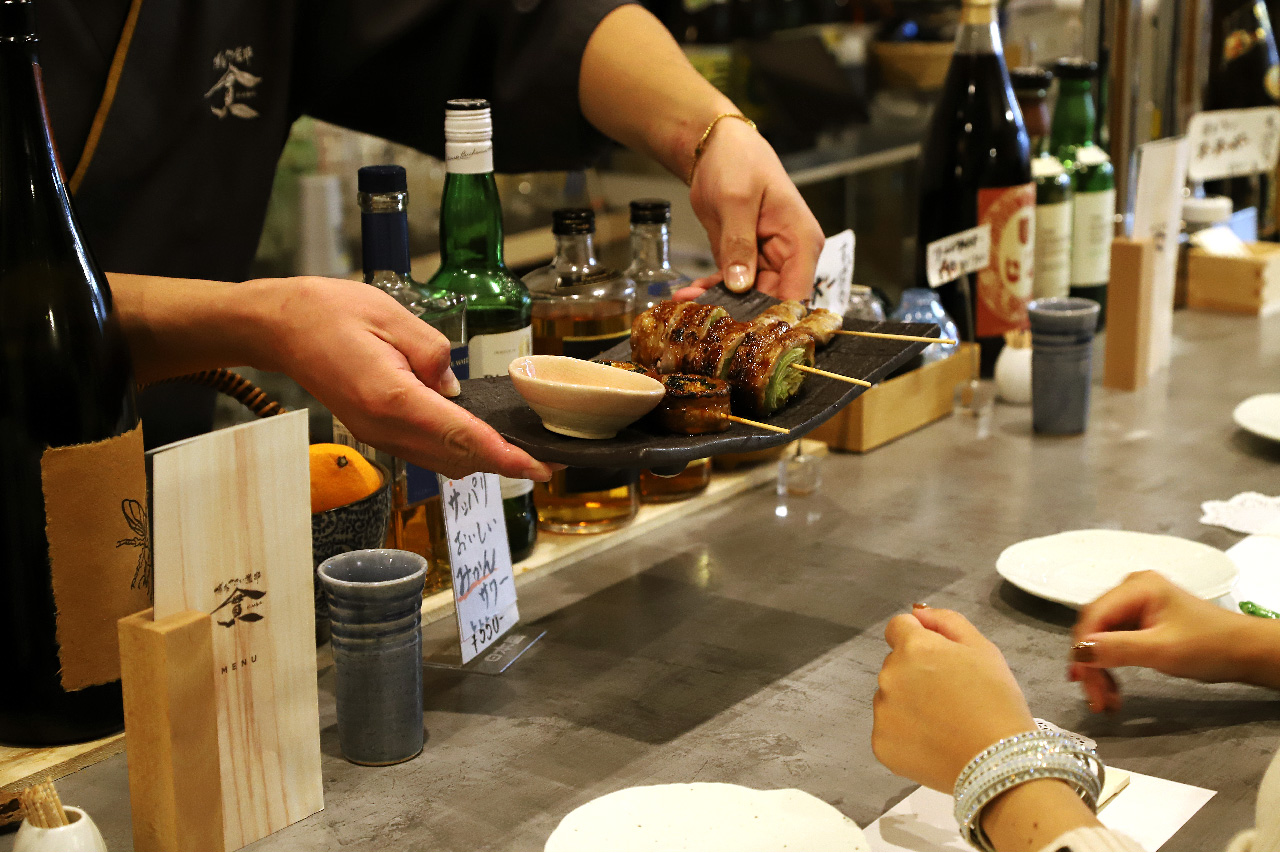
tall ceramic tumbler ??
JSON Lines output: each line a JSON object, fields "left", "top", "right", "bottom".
{"left": 1027, "top": 297, "right": 1101, "bottom": 435}
{"left": 318, "top": 549, "right": 426, "bottom": 765}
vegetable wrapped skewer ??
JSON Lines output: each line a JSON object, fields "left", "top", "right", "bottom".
{"left": 726, "top": 324, "right": 816, "bottom": 416}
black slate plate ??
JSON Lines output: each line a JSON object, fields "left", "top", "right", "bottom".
{"left": 452, "top": 285, "right": 938, "bottom": 469}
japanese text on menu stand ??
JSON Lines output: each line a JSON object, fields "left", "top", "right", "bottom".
{"left": 439, "top": 472, "right": 520, "bottom": 664}
{"left": 1186, "top": 107, "right": 1280, "bottom": 182}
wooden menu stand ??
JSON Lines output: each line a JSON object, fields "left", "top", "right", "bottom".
{"left": 118, "top": 608, "right": 224, "bottom": 852}
{"left": 1104, "top": 237, "right": 1156, "bottom": 392}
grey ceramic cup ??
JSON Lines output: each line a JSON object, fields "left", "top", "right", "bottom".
{"left": 1027, "top": 297, "right": 1101, "bottom": 435}
{"left": 317, "top": 549, "right": 426, "bottom": 766}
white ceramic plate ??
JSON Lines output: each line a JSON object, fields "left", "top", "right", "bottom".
{"left": 1234, "top": 393, "right": 1280, "bottom": 443}
{"left": 996, "top": 529, "right": 1238, "bottom": 609}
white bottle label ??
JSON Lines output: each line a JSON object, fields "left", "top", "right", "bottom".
{"left": 469, "top": 327, "right": 534, "bottom": 499}
{"left": 1033, "top": 200, "right": 1072, "bottom": 299}
{"left": 1070, "top": 189, "right": 1116, "bottom": 287}
{"left": 469, "top": 327, "right": 532, "bottom": 379}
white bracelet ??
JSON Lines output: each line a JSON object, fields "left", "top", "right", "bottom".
{"left": 953, "top": 731, "right": 1104, "bottom": 852}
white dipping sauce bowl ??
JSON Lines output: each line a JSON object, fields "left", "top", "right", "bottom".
{"left": 509, "top": 356, "right": 665, "bottom": 440}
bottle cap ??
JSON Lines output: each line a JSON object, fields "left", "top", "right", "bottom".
{"left": 443, "top": 98, "right": 493, "bottom": 174}
{"left": 1182, "top": 195, "right": 1233, "bottom": 225}
{"left": 629, "top": 199, "right": 671, "bottom": 225}
{"left": 1054, "top": 57, "right": 1099, "bottom": 80}
{"left": 0, "top": 0, "right": 36, "bottom": 40}
{"left": 1009, "top": 67, "right": 1054, "bottom": 91}
{"left": 357, "top": 165, "right": 408, "bottom": 194}
{"left": 553, "top": 208, "right": 595, "bottom": 235}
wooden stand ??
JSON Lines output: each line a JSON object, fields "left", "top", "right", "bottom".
{"left": 1104, "top": 237, "right": 1156, "bottom": 392}
{"left": 1187, "top": 242, "right": 1280, "bottom": 315}
{"left": 118, "top": 608, "right": 223, "bottom": 852}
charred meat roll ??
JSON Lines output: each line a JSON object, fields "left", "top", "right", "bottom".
{"left": 650, "top": 375, "right": 732, "bottom": 435}
{"left": 793, "top": 308, "right": 844, "bottom": 346}
{"left": 631, "top": 302, "right": 728, "bottom": 373}
{"left": 726, "top": 324, "right": 816, "bottom": 416}
{"left": 684, "top": 316, "right": 752, "bottom": 379}
{"left": 750, "top": 300, "right": 808, "bottom": 330}
{"left": 599, "top": 361, "right": 658, "bottom": 378}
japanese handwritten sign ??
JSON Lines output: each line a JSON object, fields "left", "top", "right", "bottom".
{"left": 1186, "top": 107, "right": 1280, "bottom": 182}
{"left": 440, "top": 472, "right": 520, "bottom": 664}
{"left": 926, "top": 223, "right": 992, "bottom": 288}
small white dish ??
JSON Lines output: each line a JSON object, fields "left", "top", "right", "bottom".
{"left": 509, "top": 356, "right": 665, "bottom": 440}
{"left": 996, "top": 529, "right": 1238, "bottom": 609}
{"left": 1233, "top": 393, "right": 1280, "bottom": 443}
{"left": 14, "top": 807, "right": 108, "bottom": 852}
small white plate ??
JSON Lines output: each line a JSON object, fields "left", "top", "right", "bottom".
{"left": 1234, "top": 393, "right": 1280, "bottom": 443}
{"left": 996, "top": 529, "right": 1238, "bottom": 609}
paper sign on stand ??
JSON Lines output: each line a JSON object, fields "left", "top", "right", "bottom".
{"left": 437, "top": 472, "right": 540, "bottom": 669}
{"left": 1131, "top": 137, "right": 1189, "bottom": 378}
{"left": 811, "top": 229, "right": 856, "bottom": 315}
{"left": 1187, "top": 107, "right": 1280, "bottom": 182}
{"left": 925, "top": 224, "right": 992, "bottom": 289}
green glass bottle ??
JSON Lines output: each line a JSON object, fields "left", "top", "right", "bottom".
{"left": 425, "top": 99, "right": 537, "bottom": 562}
{"left": 1051, "top": 58, "right": 1115, "bottom": 326}
{"left": 1012, "top": 67, "right": 1072, "bottom": 300}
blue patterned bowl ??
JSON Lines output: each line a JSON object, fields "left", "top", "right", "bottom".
{"left": 311, "top": 460, "right": 392, "bottom": 645}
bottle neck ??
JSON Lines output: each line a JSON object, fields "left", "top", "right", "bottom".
{"left": 630, "top": 222, "right": 673, "bottom": 270}
{"left": 1015, "top": 92, "right": 1050, "bottom": 154}
{"left": 553, "top": 231, "right": 598, "bottom": 270}
{"left": 438, "top": 171, "right": 506, "bottom": 269}
{"left": 955, "top": 3, "right": 1001, "bottom": 54}
{"left": 359, "top": 191, "right": 411, "bottom": 277}
{"left": 1050, "top": 80, "right": 1096, "bottom": 152}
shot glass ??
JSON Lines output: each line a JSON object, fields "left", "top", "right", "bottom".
{"left": 1027, "top": 297, "right": 1101, "bottom": 435}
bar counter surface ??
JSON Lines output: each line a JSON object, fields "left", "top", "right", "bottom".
{"left": 7, "top": 310, "right": 1279, "bottom": 852}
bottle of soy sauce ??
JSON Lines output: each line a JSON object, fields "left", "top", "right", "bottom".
{"left": 916, "top": 0, "right": 1033, "bottom": 377}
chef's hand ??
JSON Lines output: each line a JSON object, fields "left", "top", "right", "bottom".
{"left": 674, "top": 117, "right": 824, "bottom": 303}
{"left": 1070, "top": 571, "right": 1280, "bottom": 713}
{"left": 266, "top": 278, "right": 554, "bottom": 481}
{"left": 873, "top": 606, "right": 1037, "bottom": 793}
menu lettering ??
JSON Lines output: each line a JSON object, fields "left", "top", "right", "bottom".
{"left": 926, "top": 223, "right": 992, "bottom": 288}
{"left": 440, "top": 472, "right": 520, "bottom": 664}
{"left": 1186, "top": 107, "right": 1280, "bottom": 182}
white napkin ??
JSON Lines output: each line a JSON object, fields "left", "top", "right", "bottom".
{"left": 1200, "top": 492, "right": 1280, "bottom": 537}
{"left": 1220, "top": 535, "right": 1280, "bottom": 614}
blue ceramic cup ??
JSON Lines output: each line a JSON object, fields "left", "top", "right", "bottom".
{"left": 317, "top": 549, "right": 426, "bottom": 766}
{"left": 1027, "top": 297, "right": 1101, "bottom": 435}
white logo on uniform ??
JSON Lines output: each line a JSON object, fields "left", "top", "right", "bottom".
{"left": 205, "top": 46, "right": 260, "bottom": 119}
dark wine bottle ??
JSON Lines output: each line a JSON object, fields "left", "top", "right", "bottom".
{"left": 916, "top": 0, "right": 1033, "bottom": 377}
{"left": 0, "top": 0, "right": 150, "bottom": 745}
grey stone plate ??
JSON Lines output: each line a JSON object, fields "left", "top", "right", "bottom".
{"left": 452, "top": 286, "right": 938, "bottom": 470}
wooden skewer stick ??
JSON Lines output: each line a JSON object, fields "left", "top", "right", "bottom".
{"left": 725, "top": 414, "right": 791, "bottom": 434}
{"left": 791, "top": 364, "right": 872, "bottom": 387}
{"left": 835, "top": 329, "right": 959, "bottom": 346}
{"left": 20, "top": 781, "right": 69, "bottom": 829}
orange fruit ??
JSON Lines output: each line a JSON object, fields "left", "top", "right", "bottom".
{"left": 309, "top": 444, "right": 383, "bottom": 514}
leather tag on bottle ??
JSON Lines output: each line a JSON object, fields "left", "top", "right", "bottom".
{"left": 41, "top": 422, "right": 150, "bottom": 691}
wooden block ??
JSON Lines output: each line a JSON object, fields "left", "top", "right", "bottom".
{"left": 151, "top": 412, "right": 323, "bottom": 850}
{"left": 1186, "top": 242, "right": 1280, "bottom": 315}
{"left": 808, "top": 343, "right": 976, "bottom": 452}
{"left": 0, "top": 733, "right": 126, "bottom": 827}
{"left": 118, "top": 608, "right": 223, "bottom": 852}
{"left": 1104, "top": 237, "right": 1155, "bottom": 392}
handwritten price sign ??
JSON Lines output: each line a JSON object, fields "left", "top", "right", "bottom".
{"left": 925, "top": 223, "right": 992, "bottom": 288}
{"left": 439, "top": 472, "right": 520, "bottom": 664}
{"left": 1186, "top": 107, "right": 1280, "bottom": 182}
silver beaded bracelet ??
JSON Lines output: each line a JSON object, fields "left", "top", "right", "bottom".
{"left": 952, "top": 731, "right": 1104, "bottom": 852}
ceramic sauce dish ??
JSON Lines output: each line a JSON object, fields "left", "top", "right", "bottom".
{"left": 509, "top": 356, "right": 665, "bottom": 439}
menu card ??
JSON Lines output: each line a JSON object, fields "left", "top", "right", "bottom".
{"left": 1187, "top": 107, "right": 1280, "bottom": 182}
{"left": 1131, "top": 137, "right": 1189, "bottom": 377}
{"left": 925, "top": 224, "right": 992, "bottom": 288}
{"left": 439, "top": 472, "right": 520, "bottom": 664}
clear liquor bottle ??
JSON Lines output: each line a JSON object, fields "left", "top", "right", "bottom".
{"left": 424, "top": 99, "right": 537, "bottom": 562}
{"left": 1011, "top": 67, "right": 1072, "bottom": 301}
{"left": 524, "top": 208, "right": 638, "bottom": 534}
{"left": 624, "top": 199, "right": 712, "bottom": 503}
{"left": 1050, "top": 58, "right": 1115, "bottom": 326}
{"left": 352, "top": 164, "right": 465, "bottom": 593}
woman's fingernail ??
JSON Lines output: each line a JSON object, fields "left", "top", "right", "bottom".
{"left": 440, "top": 368, "right": 461, "bottom": 397}
{"left": 1071, "top": 641, "right": 1097, "bottom": 663}
{"left": 523, "top": 464, "right": 553, "bottom": 482}
{"left": 911, "top": 602, "right": 929, "bottom": 610}
{"left": 725, "top": 264, "right": 752, "bottom": 292}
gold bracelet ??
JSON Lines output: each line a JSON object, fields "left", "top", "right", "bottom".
{"left": 687, "top": 112, "right": 757, "bottom": 185}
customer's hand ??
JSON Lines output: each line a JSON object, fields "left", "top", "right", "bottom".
{"left": 674, "top": 117, "right": 824, "bottom": 303}
{"left": 873, "top": 607, "right": 1037, "bottom": 792}
{"left": 266, "top": 278, "right": 554, "bottom": 481}
{"left": 1070, "top": 570, "right": 1280, "bottom": 712}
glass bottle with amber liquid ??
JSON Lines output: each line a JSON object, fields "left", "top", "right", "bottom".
{"left": 524, "top": 208, "right": 638, "bottom": 533}
{"left": 425, "top": 99, "right": 537, "bottom": 562}
{"left": 916, "top": 0, "right": 1033, "bottom": 377}
{"left": 352, "top": 164, "right": 465, "bottom": 593}
{"left": 624, "top": 199, "right": 712, "bottom": 503}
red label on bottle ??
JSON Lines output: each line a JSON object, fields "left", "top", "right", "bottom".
{"left": 976, "top": 183, "right": 1036, "bottom": 338}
